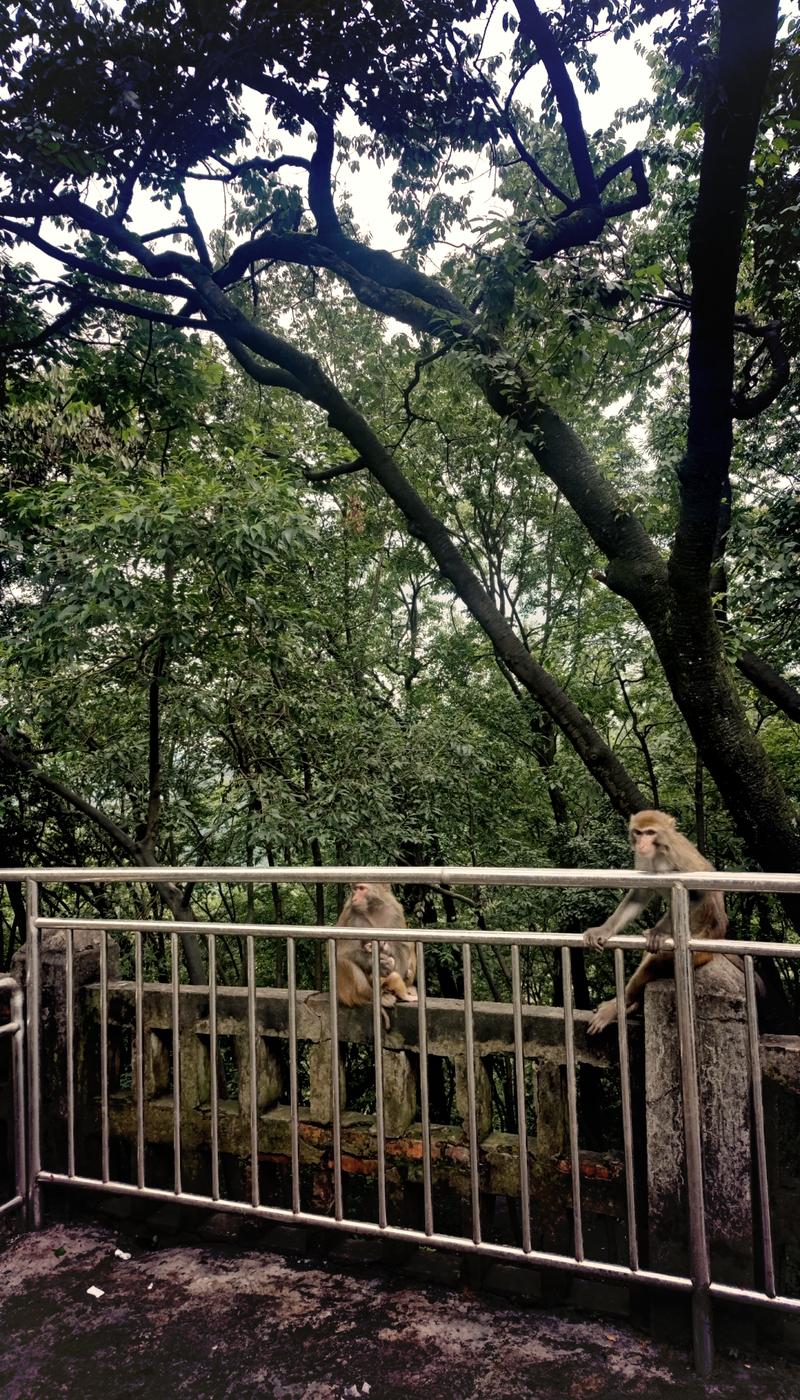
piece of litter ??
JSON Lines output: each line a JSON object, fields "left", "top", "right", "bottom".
{"left": 147, "top": 1282, "right": 154, "bottom": 1291}
{"left": 114, "top": 1248, "right": 131, "bottom": 1261}
{"left": 53, "top": 1246, "right": 67, "bottom": 1258}
{"left": 86, "top": 1286, "right": 105, "bottom": 1299}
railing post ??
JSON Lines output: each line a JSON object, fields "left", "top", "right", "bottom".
{"left": 671, "top": 884, "right": 714, "bottom": 1378}
{"left": 25, "top": 877, "right": 42, "bottom": 1228}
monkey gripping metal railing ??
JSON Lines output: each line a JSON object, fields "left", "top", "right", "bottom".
{"left": 3, "top": 863, "right": 800, "bottom": 1379}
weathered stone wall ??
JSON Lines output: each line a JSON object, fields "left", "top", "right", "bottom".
{"left": 66, "top": 979, "right": 631, "bottom": 1249}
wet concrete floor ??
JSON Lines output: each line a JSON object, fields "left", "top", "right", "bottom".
{"left": 2, "top": 1221, "right": 799, "bottom": 1399}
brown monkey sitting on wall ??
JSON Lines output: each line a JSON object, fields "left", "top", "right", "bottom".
{"left": 584, "top": 810, "right": 727, "bottom": 1035}
{"left": 336, "top": 881, "right": 418, "bottom": 1013}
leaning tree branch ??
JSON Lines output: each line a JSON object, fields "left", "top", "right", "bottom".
{"left": 304, "top": 457, "right": 367, "bottom": 484}
{"left": 735, "top": 651, "right": 800, "bottom": 722}
{"left": 175, "top": 279, "right": 647, "bottom": 815}
{"left": 0, "top": 216, "right": 196, "bottom": 300}
{"left": 476, "top": 67, "right": 575, "bottom": 208}
{"left": 56, "top": 285, "right": 204, "bottom": 330}
{"left": 0, "top": 735, "right": 138, "bottom": 856}
{"left": 209, "top": 153, "right": 311, "bottom": 180}
{"left": 0, "top": 298, "right": 90, "bottom": 353}
{"left": 0, "top": 735, "right": 205, "bottom": 981}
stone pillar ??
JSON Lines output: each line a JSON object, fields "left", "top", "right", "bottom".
{"left": 454, "top": 1053, "right": 492, "bottom": 1139}
{"left": 534, "top": 1062, "right": 567, "bottom": 1158}
{"left": 382, "top": 1050, "right": 417, "bottom": 1137}
{"left": 236, "top": 1032, "right": 283, "bottom": 1115}
{"left": 309, "top": 1038, "right": 346, "bottom": 1123}
{"left": 645, "top": 959, "right": 753, "bottom": 1287}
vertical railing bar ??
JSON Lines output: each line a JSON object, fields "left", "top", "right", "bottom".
{"left": 671, "top": 884, "right": 714, "bottom": 1379}
{"left": 208, "top": 933, "right": 220, "bottom": 1202}
{"left": 416, "top": 940, "right": 434, "bottom": 1237}
{"left": 247, "top": 933, "right": 260, "bottom": 1208}
{"left": 65, "top": 927, "right": 75, "bottom": 1179}
{"left": 26, "top": 878, "right": 42, "bottom": 1226}
{"left": 614, "top": 946, "right": 639, "bottom": 1271}
{"left": 372, "top": 940, "right": 387, "bottom": 1229}
{"left": 327, "top": 938, "right": 344, "bottom": 1221}
{"left": 561, "top": 944, "right": 584, "bottom": 1262}
{"left": 134, "top": 930, "right": 145, "bottom": 1191}
{"left": 745, "top": 954, "right": 776, "bottom": 1298}
{"left": 287, "top": 937, "right": 301, "bottom": 1214}
{"left": 171, "top": 929, "right": 182, "bottom": 1196}
{"left": 462, "top": 942, "right": 481, "bottom": 1246}
{"left": 11, "top": 982, "right": 26, "bottom": 1208}
{"left": 511, "top": 943, "right": 532, "bottom": 1254}
{"left": 100, "top": 927, "right": 110, "bottom": 1184}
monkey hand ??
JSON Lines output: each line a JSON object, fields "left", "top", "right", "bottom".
{"left": 583, "top": 925, "right": 610, "bottom": 950}
{"left": 644, "top": 928, "right": 667, "bottom": 953}
{"left": 379, "top": 951, "right": 396, "bottom": 976}
{"left": 380, "top": 990, "right": 397, "bottom": 1009}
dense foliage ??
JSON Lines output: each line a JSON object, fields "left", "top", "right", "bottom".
{"left": 0, "top": 2, "right": 798, "bottom": 1028}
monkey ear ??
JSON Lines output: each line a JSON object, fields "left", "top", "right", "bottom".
{"left": 665, "top": 815, "right": 676, "bottom": 829}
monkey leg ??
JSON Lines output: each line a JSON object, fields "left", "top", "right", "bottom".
{"left": 587, "top": 952, "right": 670, "bottom": 1035}
{"left": 381, "top": 970, "right": 417, "bottom": 1003}
{"left": 588, "top": 951, "right": 717, "bottom": 1035}
{"left": 336, "top": 960, "right": 372, "bottom": 1007}
{"left": 691, "top": 952, "right": 714, "bottom": 969}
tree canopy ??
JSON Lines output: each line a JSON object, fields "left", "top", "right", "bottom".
{"left": 1, "top": 0, "right": 799, "bottom": 973}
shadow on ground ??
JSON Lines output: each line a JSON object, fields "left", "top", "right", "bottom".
{"left": 1, "top": 1223, "right": 799, "bottom": 1399}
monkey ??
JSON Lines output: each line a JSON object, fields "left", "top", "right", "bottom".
{"left": 583, "top": 810, "right": 727, "bottom": 1035}
{"left": 335, "top": 881, "right": 418, "bottom": 1014}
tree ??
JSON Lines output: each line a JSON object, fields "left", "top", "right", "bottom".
{"left": 1, "top": 0, "right": 798, "bottom": 906}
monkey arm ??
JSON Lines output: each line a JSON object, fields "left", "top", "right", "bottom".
{"left": 346, "top": 944, "right": 374, "bottom": 974}
{"left": 360, "top": 940, "right": 396, "bottom": 976}
{"left": 583, "top": 888, "right": 655, "bottom": 949}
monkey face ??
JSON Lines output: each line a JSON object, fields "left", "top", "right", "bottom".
{"left": 349, "top": 882, "right": 391, "bottom": 917}
{"left": 629, "top": 810, "right": 676, "bottom": 866}
{"left": 632, "top": 828, "right": 658, "bottom": 860}
{"left": 350, "top": 883, "right": 371, "bottom": 914}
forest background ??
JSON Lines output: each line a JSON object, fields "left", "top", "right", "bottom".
{"left": 0, "top": 0, "right": 798, "bottom": 1036}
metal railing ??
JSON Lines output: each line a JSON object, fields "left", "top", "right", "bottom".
{"left": 0, "top": 975, "right": 26, "bottom": 1220}
{"left": 3, "top": 864, "right": 800, "bottom": 1378}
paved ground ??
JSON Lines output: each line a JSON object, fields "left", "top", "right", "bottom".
{"left": 2, "top": 1222, "right": 799, "bottom": 1399}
